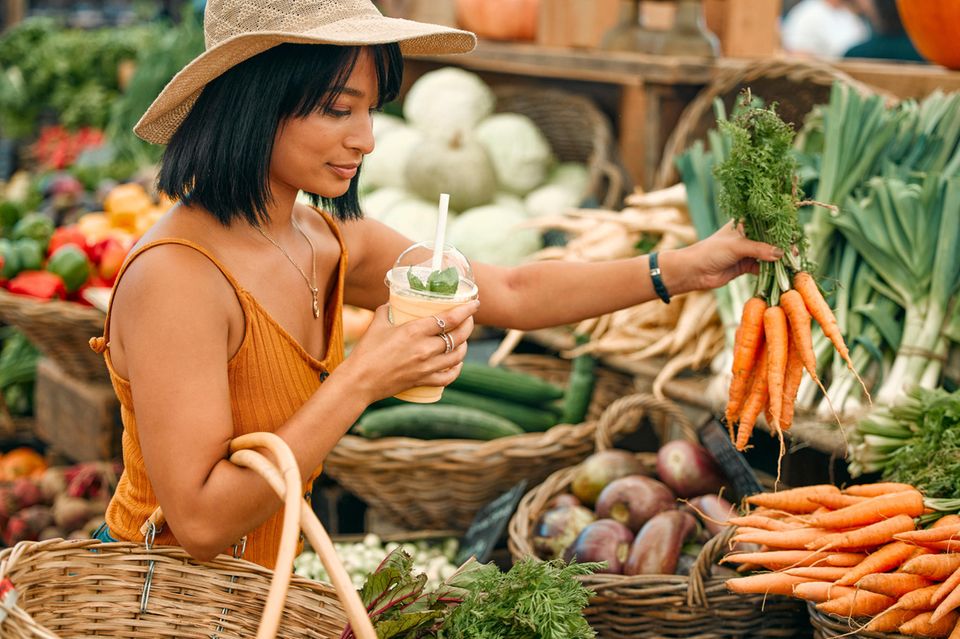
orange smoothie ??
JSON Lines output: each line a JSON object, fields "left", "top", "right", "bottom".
{"left": 387, "top": 266, "right": 478, "bottom": 402}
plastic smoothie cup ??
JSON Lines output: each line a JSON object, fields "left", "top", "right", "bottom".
{"left": 386, "top": 241, "right": 477, "bottom": 403}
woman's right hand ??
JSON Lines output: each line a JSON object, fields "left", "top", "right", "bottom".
{"left": 342, "top": 299, "right": 479, "bottom": 403}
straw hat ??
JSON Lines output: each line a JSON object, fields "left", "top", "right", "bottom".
{"left": 134, "top": 0, "right": 477, "bottom": 144}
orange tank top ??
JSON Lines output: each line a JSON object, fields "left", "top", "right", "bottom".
{"left": 91, "top": 209, "right": 347, "bottom": 569}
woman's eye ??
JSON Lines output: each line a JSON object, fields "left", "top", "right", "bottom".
{"left": 326, "top": 107, "right": 351, "bottom": 118}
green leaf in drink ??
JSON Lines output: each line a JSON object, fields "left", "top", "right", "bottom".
{"left": 407, "top": 266, "right": 459, "bottom": 296}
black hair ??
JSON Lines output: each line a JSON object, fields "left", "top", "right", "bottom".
{"left": 157, "top": 42, "right": 403, "bottom": 226}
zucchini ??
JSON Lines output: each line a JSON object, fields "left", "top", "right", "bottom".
{"left": 354, "top": 405, "right": 524, "bottom": 440}
{"left": 560, "top": 335, "right": 596, "bottom": 425}
{"left": 437, "top": 388, "right": 558, "bottom": 432}
{"left": 449, "top": 362, "right": 564, "bottom": 407}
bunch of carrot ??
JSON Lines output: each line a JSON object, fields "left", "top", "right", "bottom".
{"left": 724, "top": 271, "right": 867, "bottom": 453}
{"left": 723, "top": 482, "right": 960, "bottom": 638}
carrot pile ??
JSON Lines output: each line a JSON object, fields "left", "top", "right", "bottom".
{"left": 723, "top": 483, "right": 960, "bottom": 638}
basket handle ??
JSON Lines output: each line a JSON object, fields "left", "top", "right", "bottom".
{"left": 141, "top": 433, "right": 375, "bottom": 639}
{"left": 593, "top": 392, "right": 696, "bottom": 452}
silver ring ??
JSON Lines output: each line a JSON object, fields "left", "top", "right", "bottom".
{"left": 432, "top": 315, "right": 447, "bottom": 335}
{"left": 439, "top": 333, "right": 454, "bottom": 354}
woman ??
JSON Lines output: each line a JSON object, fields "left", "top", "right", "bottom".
{"left": 93, "top": 0, "right": 783, "bottom": 568}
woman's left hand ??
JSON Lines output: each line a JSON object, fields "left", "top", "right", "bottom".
{"left": 663, "top": 221, "right": 784, "bottom": 293}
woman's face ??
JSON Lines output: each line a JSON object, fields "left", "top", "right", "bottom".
{"left": 270, "top": 51, "right": 378, "bottom": 200}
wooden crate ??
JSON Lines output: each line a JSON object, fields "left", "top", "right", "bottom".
{"left": 537, "top": 0, "right": 621, "bottom": 49}
{"left": 34, "top": 358, "right": 121, "bottom": 463}
{"left": 704, "top": 0, "right": 782, "bottom": 57}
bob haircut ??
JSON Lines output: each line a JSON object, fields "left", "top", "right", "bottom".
{"left": 157, "top": 42, "right": 403, "bottom": 226}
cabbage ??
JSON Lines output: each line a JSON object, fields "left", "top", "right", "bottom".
{"left": 547, "top": 162, "right": 591, "bottom": 199}
{"left": 448, "top": 205, "right": 541, "bottom": 266}
{"left": 378, "top": 198, "right": 440, "bottom": 243}
{"left": 492, "top": 192, "right": 526, "bottom": 212}
{"left": 360, "top": 187, "right": 415, "bottom": 221}
{"left": 405, "top": 134, "right": 497, "bottom": 212}
{"left": 524, "top": 184, "right": 581, "bottom": 219}
{"left": 361, "top": 125, "right": 424, "bottom": 191}
{"left": 372, "top": 112, "right": 405, "bottom": 139}
{"left": 476, "top": 113, "right": 554, "bottom": 196}
{"left": 403, "top": 68, "right": 496, "bottom": 141}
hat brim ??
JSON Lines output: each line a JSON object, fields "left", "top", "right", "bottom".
{"left": 134, "top": 15, "right": 476, "bottom": 144}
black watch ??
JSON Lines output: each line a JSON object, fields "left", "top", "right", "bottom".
{"left": 649, "top": 252, "right": 671, "bottom": 304}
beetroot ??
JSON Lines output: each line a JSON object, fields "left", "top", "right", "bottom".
{"left": 624, "top": 510, "right": 698, "bottom": 576}
{"left": 594, "top": 475, "right": 676, "bottom": 532}
{"left": 4, "top": 505, "right": 53, "bottom": 545}
{"left": 564, "top": 519, "right": 634, "bottom": 574}
{"left": 12, "top": 478, "right": 44, "bottom": 509}
{"left": 656, "top": 441, "right": 725, "bottom": 498}
{"left": 38, "top": 466, "right": 68, "bottom": 503}
{"left": 687, "top": 494, "right": 736, "bottom": 537}
{"left": 533, "top": 504, "right": 596, "bottom": 560}
{"left": 53, "top": 494, "right": 94, "bottom": 532}
{"left": 570, "top": 451, "right": 648, "bottom": 507}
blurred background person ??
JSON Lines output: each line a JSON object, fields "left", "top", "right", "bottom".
{"left": 781, "top": 0, "right": 870, "bottom": 58}
{"left": 843, "top": 0, "right": 924, "bottom": 62}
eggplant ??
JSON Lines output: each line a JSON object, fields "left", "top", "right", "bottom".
{"left": 656, "top": 440, "right": 726, "bottom": 498}
{"left": 623, "top": 510, "right": 698, "bottom": 576}
{"left": 570, "top": 450, "right": 648, "bottom": 507}
{"left": 533, "top": 504, "right": 596, "bottom": 560}
{"left": 563, "top": 519, "right": 634, "bottom": 574}
{"left": 594, "top": 475, "right": 676, "bottom": 532}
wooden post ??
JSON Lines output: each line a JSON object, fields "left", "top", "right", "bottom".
{"left": 703, "top": 0, "right": 782, "bottom": 57}
{"left": 5, "top": 0, "right": 27, "bottom": 29}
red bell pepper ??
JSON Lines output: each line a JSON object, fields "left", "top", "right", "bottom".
{"left": 48, "top": 225, "right": 87, "bottom": 257}
{"left": 8, "top": 271, "right": 67, "bottom": 300}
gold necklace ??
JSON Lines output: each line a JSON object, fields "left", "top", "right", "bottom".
{"left": 256, "top": 218, "right": 320, "bottom": 319}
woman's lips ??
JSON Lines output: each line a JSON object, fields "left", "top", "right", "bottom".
{"left": 329, "top": 164, "right": 359, "bottom": 179}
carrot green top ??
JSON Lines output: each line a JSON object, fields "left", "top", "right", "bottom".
{"left": 90, "top": 208, "right": 346, "bottom": 569}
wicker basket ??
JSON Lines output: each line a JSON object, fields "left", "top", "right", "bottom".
{"left": 0, "top": 290, "right": 107, "bottom": 381}
{"left": 807, "top": 603, "right": 906, "bottom": 639}
{"left": 654, "top": 58, "right": 891, "bottom": 190}
{"left": 494, "top": 84, "right": 625, "bottom": 209}
{"left": 508, "top": 393, "right": 808, "bottom": 639}
{"left": 322, "top": 354, "right": 633, "bottom": 531}
{"left": 0, "top": 432, "right": 375, "bottom": 639}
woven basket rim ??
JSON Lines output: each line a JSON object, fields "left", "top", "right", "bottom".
{"left": 0, "top": 288, "right": 106, "bottom": 321}
{"left": 805, "top": 601, "right": 909, "bottom": 639}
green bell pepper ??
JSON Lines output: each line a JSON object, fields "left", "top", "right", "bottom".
{"left": 46, "top": 245, "right": 91, "bottom": 292}
{"left": 11, "top": 213, "right": 55, "bottom": 251}
{"left": 13, "top": 238, "right": 44, "bottom": 272}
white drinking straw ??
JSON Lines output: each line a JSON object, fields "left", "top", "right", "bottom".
{"left": 431, "top": 193, "right": 450, "bottom": 272}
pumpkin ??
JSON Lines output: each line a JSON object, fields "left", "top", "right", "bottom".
{"left": 404, "top": 133, "right": 497, "bottom": 212}
{"left": 0, "top": 447, "right": 47, "bottom": 481}
{"left": 456, "top": 0, "right": 540, "bottom": 42}
{"left": 896, "top": 0, "right": 960, "bottom": 70}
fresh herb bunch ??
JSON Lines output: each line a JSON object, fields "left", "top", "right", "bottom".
{"left": 714, "top": 91, "right": 807, "bottom": 305}
{"left": 438, "top": 558, "right": 599, "bottom": 639}
{"left": 342, "top": 548, "right": 600, "bottom": 639}
{"left": 850, "top": 386, "right": 960, "bottom": 499}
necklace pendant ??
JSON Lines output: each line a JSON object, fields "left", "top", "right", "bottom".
{"left": 312, "top": 290, "right": 320, "bottom": 319}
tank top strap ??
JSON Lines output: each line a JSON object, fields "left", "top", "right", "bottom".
{"left": 91, "top": 239, "right": 244, "bottom": 352}
{"left": 310, "top": 207, "right": 349, "bottom": 264}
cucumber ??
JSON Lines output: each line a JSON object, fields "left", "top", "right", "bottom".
{"left": 560, "top": 335, "right": 596, "bottom": 425}
{"left": 354, "top": 405, "right": 524, "bottom": 440}
{"left": 449, "top": 362, "right": 564, "bottom": 407}
{"left": 437, "top": 388, "right": 558, "bottom": 432}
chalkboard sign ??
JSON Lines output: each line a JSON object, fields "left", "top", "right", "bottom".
{"left": 456, "top": 480, "right": 528, "bottom": 565}
{"left": 699, "top": 418, "right": 764, "bottom": 500}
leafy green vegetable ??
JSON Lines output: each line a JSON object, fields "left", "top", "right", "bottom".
{"left": 438, "top": 558, "right": 599, "bottom": 639}
{"left": 407, "top": 266, "right": 459, "bottom": 296}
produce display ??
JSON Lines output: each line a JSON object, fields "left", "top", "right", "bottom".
{"left": 530, "top": 443, "right": 734, "bottom": 577}
{"left": 357, "top": 66, "right": 592, "bottom": 266}
{"left": 340, "top": 547, "right": 598, "bottom": 639}
{"left": 0, "top": 459, "right": 119, "bottom": 547}
{"left": 724, "top": 483, "right": 960, "bottom": 637}
{"left": 294, "top": 533, "right": 460, "bottom": 589}
{"left": 680, "top": 85, "right": 960, "bottom": 424}
{"left": 352, "top": 358, "right": 594, "bottom": 440}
